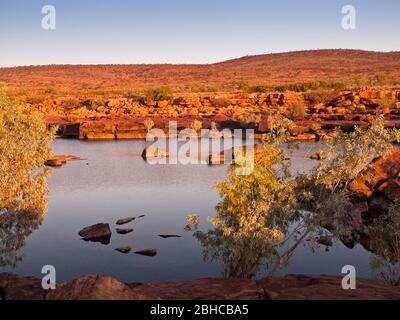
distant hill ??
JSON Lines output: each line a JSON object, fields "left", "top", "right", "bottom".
{"left": 1, "top": 49, "right": 399, "bottom": 99}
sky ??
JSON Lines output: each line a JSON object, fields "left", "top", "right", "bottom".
{"left": 0, "top": 0, "right": 399, "bottom": 67}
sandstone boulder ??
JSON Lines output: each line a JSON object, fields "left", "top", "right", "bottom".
{"left": 78, "top": 223, "right": 112, "bottom": 245}
{"left": 47, "top": 275, "right": 158, "bottom": 300}
{"left": 347, "top": 149, "right": 400, "bottom": 199}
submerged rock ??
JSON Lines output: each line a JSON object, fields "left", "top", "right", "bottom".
{"left": 78, "top": 223, "right": 112, "bottom": 245}
{"left": 134, "top": 249, "right": 157, "bottom": 257}
{"left": 310, "top": 151, "right": 327, "bottom": 160}
{"left": 142, "top": 147, "right": 170, "bottom": 160}
{"left": 116, "top": 217, "right": 135, "bottom": 225}
{"left": 116, "top": 228, "right": 133, "bottom": 235}
{"left": 158, "top": 234, "right": 182, "bottom": 239}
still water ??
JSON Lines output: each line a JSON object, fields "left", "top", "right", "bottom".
{"left": 1, "top": 139, "right": 375, "bottom": 283}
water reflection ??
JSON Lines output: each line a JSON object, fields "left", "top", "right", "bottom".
{"left": 365, "top": 203, "right": 400, "bottom": 285}
{"left": 190, "top": 208, "right": 400, "bottom": 282}
{"left": 0, "top": 172, "right": 48, "bottom": 268}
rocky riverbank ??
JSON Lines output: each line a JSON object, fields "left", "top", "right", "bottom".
{"left": 1, "top": 273, "right": 399, "bottom": 300}
{"left": 34, "top": 88, "right": 400, "bottom": 140}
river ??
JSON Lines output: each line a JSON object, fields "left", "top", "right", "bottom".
{"left": 0, "top": 139, "right": 375, "bottom": 283}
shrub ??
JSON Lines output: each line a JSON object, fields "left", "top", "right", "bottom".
{"left": 238, "top": 81, "right": 250, "bottom": 92}
{"left": 190, "top": 120, "right": 203, "bottom": 132}
{"left": 0, "top": 89, "right": 55, "bottom": 214}
{"left": 378, "top": 95, "right": 396, "bottom": 110}
{"left": 143, "top": 119, "right": 155, "bottom": 132}
{"left": 250, "top": 85, "right": 271, "bottom": 93}
{"left": 63, "top": 98, "right": 80, "bottom": 110}
{"left": 144, "top": 87, "right": 173, "bottom": 102}
{"left": 305, "top": 89, "right": 338, "bottom": 106}
{"left": 212, "top": 98, "right": 230, "bottom": 108}
{"left": 88, "top": 96, "right": 106, "bottom": 111}
{"left": 26, "top": 95, "right": 46, "bottom": 105}
{"left": 287, "top": 101, "right": 307, "bottom": 120}
{"left": 240, "top": 114, "right": 262, "bottom": 128}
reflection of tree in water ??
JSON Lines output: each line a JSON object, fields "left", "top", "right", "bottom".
{"left": 0, "top": 88, "right": 54, "bottom": 268}
{"left": 0, "top": 207, "right": 46, "bottom": 268}
{"left": 187, "top": 116, "right": 400, "bottom": 280}
{"left": 191, "top": 225, "right": 277, "bottom": 278}
{"left": 367, "top": 203, "right": 400, "bottom": 285}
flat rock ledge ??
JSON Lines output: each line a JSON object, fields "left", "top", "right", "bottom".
{"left": 1, "top": 273, "right": 399, "bottom": 300}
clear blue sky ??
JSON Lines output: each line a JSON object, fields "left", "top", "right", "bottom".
{"left": 0, "top": 0, "right": 399, "bottom": 66}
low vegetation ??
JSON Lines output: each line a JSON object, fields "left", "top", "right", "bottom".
{"left": 378, "top": 95, "right": 397, "bottom": 110}
{"left": 287, "top": 101, "right": 307, "bottom": 120}
{"left": 144, "top": 87, "right": 173, "bottom": 102}
{"left": 1, "top": 50, "right": 399, "bottom": 99}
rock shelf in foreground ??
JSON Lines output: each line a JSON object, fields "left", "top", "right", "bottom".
{"left": 1, "top": 273, "right": 399, "bottom": 300}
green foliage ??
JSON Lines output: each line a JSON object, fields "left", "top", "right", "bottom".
{"left": 187, "top": 115, "right": 400, "bottom": 278}
{"left": 0, "top": 90, "right": 55, "bottom": 214}
{"left": 0, "top": 90, "right": 55, "bottom": 267}
{"left": 144, "top": 86, "right": 174, "bottom": 102}
{"left": 310, "top": 116, "right": 400, "bottom": 192}
{"left": 249, "top": 80, "right": 346, "bottom": 94}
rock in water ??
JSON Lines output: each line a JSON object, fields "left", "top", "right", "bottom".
{"left": 134, "top": 249, "right": 157, "bottom": 257}
{"left": 158, "top": 234, "right": 182, "bottom": 239}
{"left": 116, "top": 228, "right": 133, "bottom": 235}
{"left": 115, "top": 246, "right": 131, "bottom": 254}
{"left": 47, "top": 275, "right": 159, "bottom": 300}
{"left": 310, "top": 151, "right": 326, "bottom": 160}
{"left": 142, "top": 147, "right": 170, "bottom": 160}
{"left": 45, "top": 155, "right": 82, "bottom": 167}
{"left": 317, "top": 235, "right": 333, "bottom": 247}
{"left": 116, "top": 217, "right": 135, "bottom": 225}
{"left": 78, "top": 223, "right": 112, "bottom": 245}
